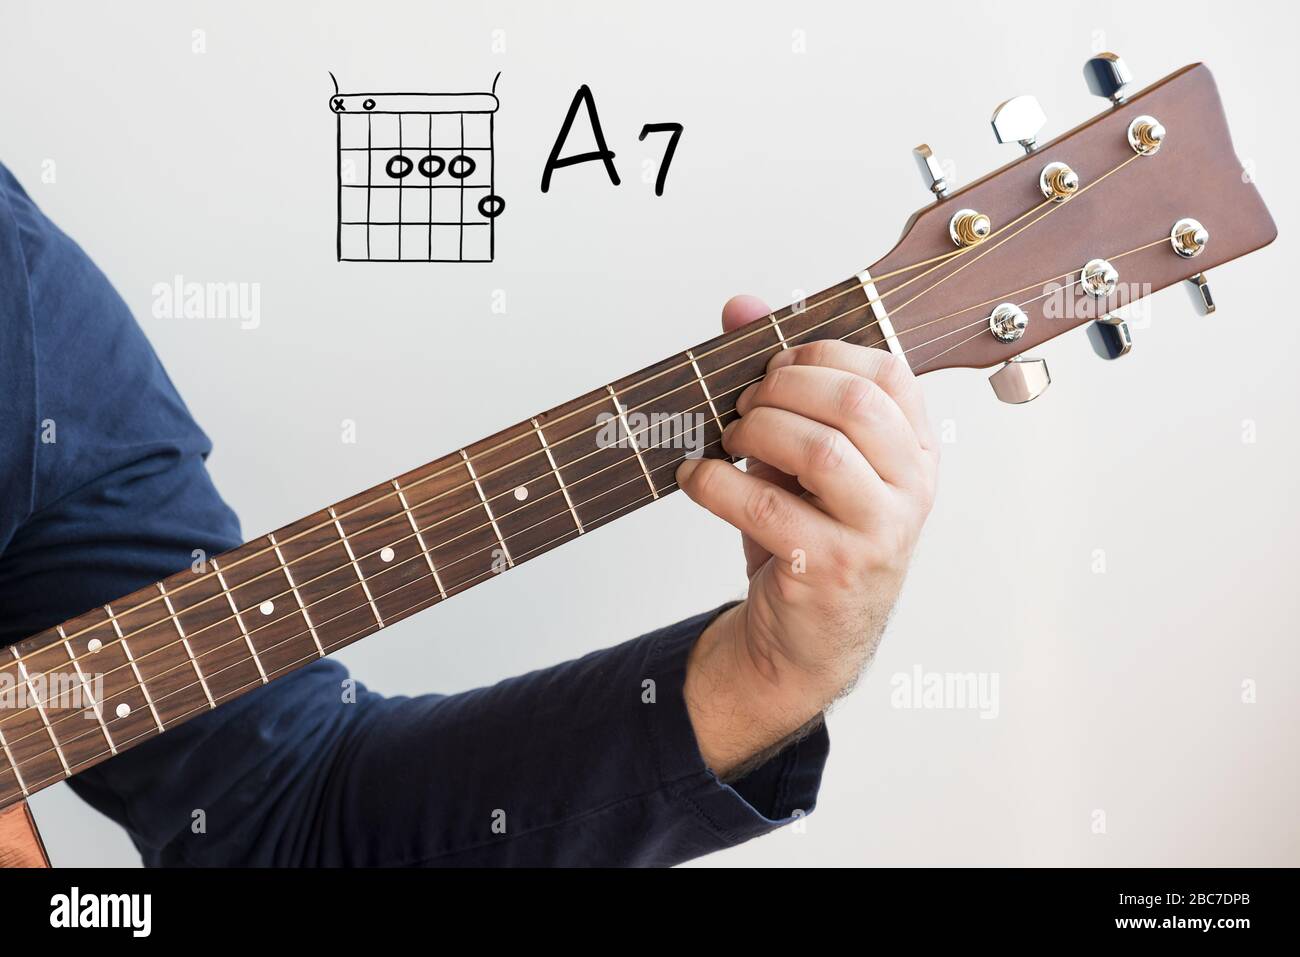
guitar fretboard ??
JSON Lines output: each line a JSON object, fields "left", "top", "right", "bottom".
{"left": 0, "top": 276, "right": 883, "bottom": 809}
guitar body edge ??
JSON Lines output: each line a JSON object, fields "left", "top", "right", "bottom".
{"left": 0, "top": 801, "right": 50, "bottom": 868}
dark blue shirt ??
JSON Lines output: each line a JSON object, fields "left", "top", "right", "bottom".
{"left": 0, "top": 163, "right": 828, "bottom": 866}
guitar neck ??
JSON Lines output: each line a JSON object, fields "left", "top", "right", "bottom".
{"left": 0, "top": 274, "right": 884, "bottom": 809}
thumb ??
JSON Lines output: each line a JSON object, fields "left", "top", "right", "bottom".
{"left": 720, "top": 294, "right": 772, "bottom": 333}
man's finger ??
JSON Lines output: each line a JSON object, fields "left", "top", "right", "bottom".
{"left": 722, "top": 406, "right": 884, "bottom": 527}
{"left": 721, "top": 294, "right": 772, "bottom": 334}
{"left": 767, "top": 340, "right": 934, "bottom": 451}
{"left": 736, "top": 364, "right": 921, "bottom": 489}
{"left": 676, "top": 457, "right": 839, "bottom": 568}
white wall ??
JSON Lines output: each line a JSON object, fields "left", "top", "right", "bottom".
{"left": 4, "top": 0, "right": 1296, "bottom": 866}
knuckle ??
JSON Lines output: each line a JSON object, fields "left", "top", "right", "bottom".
{"left": 745, "top": 484, "right": 785, "bottom": 529}
{"left": 806, "top": 428, "right": 846, "bottom": 472}
{"left": 873, "top": 351, "right": 910, "bottom": 393}
{"left": 838, "top": 376, "right": 878, "bottom": 420}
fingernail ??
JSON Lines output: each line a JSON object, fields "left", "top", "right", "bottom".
{"left": 676, "top": 459, "right": 700, "bottom": 483}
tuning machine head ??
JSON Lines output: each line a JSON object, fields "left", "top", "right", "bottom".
{"left": 991, "top": 95, "right": 1046, "bottom": 154}
{"left": 1087, "top": 314, "right": 1134, "bottom": 359}
{"left": 989, "top": 357, "right": 1051, "bottom": 404}
{"left": 913, "top": 144, "right": 949, "bottom": 200}
{"left": 1084, "top": 52, "right": 1133, "bottom": 105}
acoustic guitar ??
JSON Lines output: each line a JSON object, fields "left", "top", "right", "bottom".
{"left": 0, "top": 54, "right": 1276, "bottom": 867}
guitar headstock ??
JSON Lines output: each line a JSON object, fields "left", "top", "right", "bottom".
{"left": 865, "top": 55, "right": 1276, "bottom": 403}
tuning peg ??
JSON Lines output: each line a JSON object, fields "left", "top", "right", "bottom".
{"left": 991, "top": 95, "right": 1046, "bottom": 154}
{"left": 1083, "top": 52, "right": 1133, "bottom": 106}
{"left": 989, "top": 357, "right": 1051, "bottom": 404}
{"left": 1087, "top": 314, "right": 1134, "bottom": 359}
{"left": 913, "top": 144, "right": 949, "bottom": 200}
{"left": 1185, "top": 272, "right": 1216, "bottom": 315}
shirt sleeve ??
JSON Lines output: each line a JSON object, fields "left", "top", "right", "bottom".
{"left": 0, "top": 163, "right": 829, "bottom": 867}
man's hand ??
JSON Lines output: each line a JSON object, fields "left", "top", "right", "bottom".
{"left": 677, "top": 294, "right": 938, "bottom": 779}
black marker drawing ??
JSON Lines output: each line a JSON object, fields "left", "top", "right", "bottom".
{"left": 329, "top": 73, "right": 505, "bottom": 263}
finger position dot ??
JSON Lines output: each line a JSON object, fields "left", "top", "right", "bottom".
{"left": 380, "top": 546, "right": 396, "bottom": 563}
{"left": 87, "top": 638, "right": 102, "bottom": 653}
{"left": 514, "top": 486, "right": 528, "bottom": 501}
{"left": 259, "top": 600, "right": 275, "bottom": 616}
{"left": 116, "top": 703, "right": 131, "bottom": 719}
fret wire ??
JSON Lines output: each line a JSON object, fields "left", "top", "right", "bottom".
{"left": 8, "top": 210, "right": 1166, "bottom": 793}
{"left": 59, "top": 625, "right": 115, "bottom": 755}
{"left": 328, "top": 506, "right": 386, "bottom": 626}
{"left": 157, "top": 583, "right": 217, "bottom": 708}
{"left": 0, "top": 441, "right": 726, "bottom": 796}
{"left": 0, "top": 713, "right": 29, "bottom": 796}
{"left": 768, "top": 314, "right": 790, "bottom": 349}
{"left": 686, "top": 349, "right": 725, "bottom": 436}
{"left": 531, "top": 417, "right": 583, "bottom": 534}
{"left": 210, "top": 558, "right": 271, "bottom": 683}
{"left": 107, "top": 604, "right": 165, "bottom": 733}
{"left": 7, "top": 172, "right": 1144, "bottom": 737}
{"left": 605, "top": 385, "right": 658, "bottom": 500}
{"left": 10, "top": 646, "right": 70, "bottom": 776}
{"left": 15, "top": 178, "right": 1061, "bottom": 660}
{"left": 393, "top": 479, "right": 448, "bottom": 599}
{"left": 268, "top": 532, "right": 326, "bottom": 658}
{"left": 459, "top": 450, "right": 514, "bottom": 567}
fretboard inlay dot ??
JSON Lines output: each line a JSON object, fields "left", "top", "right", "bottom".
{"left": 259, "top": 600, "right": 275, "bottom": 616}
{"left": 115, "top": 703, "right": 131, "bottom": 719}
{"left": 87, "top": 638, "right": 102, "bottom": 653}
{"left": 380, "top": 546, "right": 396, "bottom": 563}
{"left": 514, "top": 486, "right": 528, "bottom": 501}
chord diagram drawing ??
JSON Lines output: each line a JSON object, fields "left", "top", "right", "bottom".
{"left": 329, "top": 73, "right": 506, "bottom": 263}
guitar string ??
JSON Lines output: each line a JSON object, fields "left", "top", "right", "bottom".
{"left": 6, "top": 155, "right": 1124, "bottom": 659}
{"left": 0, "top": 167, "right": 1163, "bottom": 718}
{"left": 0, "top": 229, "right": 1185, "bottom": 772}
{"left": 0, "top": 207, "right": 1180, "bottom": 751}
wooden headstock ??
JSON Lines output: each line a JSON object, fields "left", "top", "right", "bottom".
{"left": 866, "top": 59, "right": 1276, "bottom": 394}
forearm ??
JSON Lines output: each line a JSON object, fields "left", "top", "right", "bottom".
{"left": 684, "top": 601, "right": 840, "bottom": 781}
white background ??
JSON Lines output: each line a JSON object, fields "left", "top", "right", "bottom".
{"left": 2, "top": 0, "right": 1296, "bottom": 866}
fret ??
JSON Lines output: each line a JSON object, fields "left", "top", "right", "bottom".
{"left": 535, "top": 388, "right": 661, "bottom": 534}
{"left": 156, "top": 583, "right": 216, "bottom": 709}
{"left": 208, "top": 558, "right": 270, "bottom": 686}
{"left": 463, "top": 422, "right": 578, "bottom": 565}
{"left": 459, "top": 450, "right": 514, "bottom": 568}
{"left": 610, "top": 352, "right": 727, "bottom": 484}
{"left": 0, "top": 721, "right": 28, "bottom": 798}
{"left": 10, "top": 635, "right": 112, "bottom": 774}
{"left": 686, "top": 349, "right": 725, "bottom": 437}
{"left": 155, "top": 563, "right": 273, "bottom": 702}
{"left": 10, "top": 647, "right": 70, "bottom": 776}
{"left": 606, "top": 385, "right": 658, "bottom": 500}
{"left": 269, "top": 532, "right": 326, "bottom": 658}
{"left": 330, "top": 484, "right": 440, "bottom": 625}
{"left": 532, "top": 417, "right": 583, "bottom": 534}
{"left": 392, "top": 454, "right": 511, "bottom": 595}
{"left": 690, "top": 320, "right": 784, "bottom": 411}
{"left": 103, "top": 604, "right": 166, "bottom": 734}
{"left": 769, "top": 313, "right": 790, "bottom": 349}
{"left": 1, "top": 271, "right": 907, "bottom": 812}
{"left": 214, "top": 537, "right": 338, "bottom": 678}
{"left": 394, "top": 478, "right": 448, "bottom": 598}
{"left": 328, "top": 507, "right": 386, "bottom": 627}
{"left": 101, "top": 591, "right": 211, "bottom": 728}
{"left": 59, "top": 626, "right": 115, "bottom": 755}
{"left": 269, "top": 509, "right": 383, "bottom": 652}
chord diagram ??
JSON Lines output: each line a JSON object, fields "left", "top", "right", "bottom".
{"left": 329, "top": 73, "right": 506, "bottom": 263}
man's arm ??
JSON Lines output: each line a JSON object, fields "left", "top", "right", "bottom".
{"left": 679, "top": 295, "right": 938, "bottom": 780}
{"left": 0, "top": 164, "right": 830, "bottom": 866}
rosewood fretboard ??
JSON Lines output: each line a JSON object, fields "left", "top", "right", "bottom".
{"left": 0, "top": 276, "right": 884, "bottom": 809}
